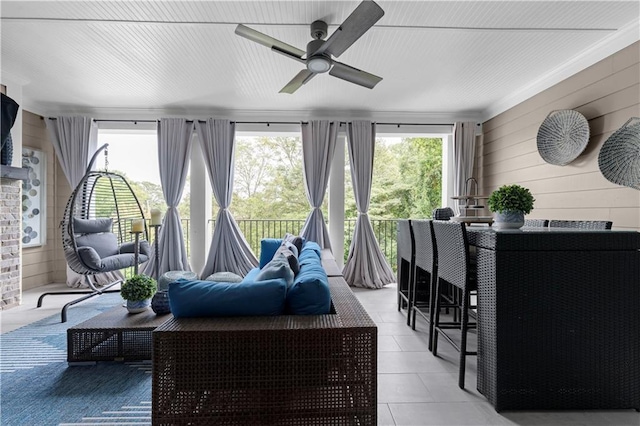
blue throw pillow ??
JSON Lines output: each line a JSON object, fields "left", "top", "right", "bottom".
{"left": 259, "top": 238, "right": 283, "bottom": 268}
{"left": 286, "top": 256, "right": 331, "bottom": 315}
{"left": 168, "top": 278, "right": 287, "bottom": 318}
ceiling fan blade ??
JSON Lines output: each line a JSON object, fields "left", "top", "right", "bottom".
{"left": 272, "top": 46, "right": 305, "bottom": 64}
{"left": 235, "top": 24, "right": 305, "bottom": 58}
{"left": 329, "top": 61, "right": 382, "bottom": 89}
{"left": 314, "top": 0, "right": 384, "bottom": 58}
{"left": 279, "top": 69, "right": 316, "bottom": 94}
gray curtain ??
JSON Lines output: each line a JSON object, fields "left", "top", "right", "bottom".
{"left": 299, "top": 120, "right": 338, "bottom": 250}
{"left": 196, "top": 119, "right": 258, "bottom": 278}
{"left": 143, "top": 118, "right": 194, "bottom": 277}
{"left": 46, "top": 117, "right": 97, "bottom": 188}
{"left": 46, "top": 116, "right": 121, "bottom": 287}
{"left": 453, "top": 122, "right": 477, "bottom": 214}
{"left": 343, "top": 121, "right": 395, "bottom": 289}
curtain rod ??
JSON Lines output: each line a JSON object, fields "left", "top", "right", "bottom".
{"left": 46, "top": 117, "right": 455, "bottom": 127}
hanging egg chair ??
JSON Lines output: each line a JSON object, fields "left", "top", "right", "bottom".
{"left": 37, "top": 144, "right": 151, "bottom": 322}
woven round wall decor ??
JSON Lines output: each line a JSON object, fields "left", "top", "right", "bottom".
{"left": 536, "top": 110, "right": 590, "bottom": 166}
{"left": 598, "top": 117, "right": 640, "bottom": 190}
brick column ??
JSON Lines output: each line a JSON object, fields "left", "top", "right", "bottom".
{"left": 1, "top": 178, "right": 22, "bottom": 309}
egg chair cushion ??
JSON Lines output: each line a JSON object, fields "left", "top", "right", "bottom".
{"left": 76, "top": 233, "right": 119, "bottom": 259}
{"left": 74, "top": 217, "right": 113, "bottom": 234}
{"left": 99, "top": 253, "right": 149, "bottom": 271}
{"left": 119, "top": 240, "right": 152, "bottom": 257}
{"left": 75, "top": 229, "right": 150, "bottom": 272}
{"left": 77, "top": 246, "right": 103, "bottom": 270}
{"left": 78, "top": 246, "right": 149, "bottom": 272}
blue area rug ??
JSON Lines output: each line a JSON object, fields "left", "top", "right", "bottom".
{"left": 1, "top": 294, "right": 153, "bottom": 426}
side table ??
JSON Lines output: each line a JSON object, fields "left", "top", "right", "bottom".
{"left": 67, "top": 306, "right": 171, "bottom": 365}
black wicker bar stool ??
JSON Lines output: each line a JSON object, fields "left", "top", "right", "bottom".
{"left": 432, "top": 207, "right": 455, "bottom": 221}
{"left": 432, "top": 220, "right": 477, "bottom": 389}
{"left": 409, "top": 220, "right": 438, "bottom": 350}
{"left": 396, "top": 219, "right": 415, "bottom": 325}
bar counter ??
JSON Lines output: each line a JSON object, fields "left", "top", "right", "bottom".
{"left": 465, "top": 226, "right": 640, "bottom": 412}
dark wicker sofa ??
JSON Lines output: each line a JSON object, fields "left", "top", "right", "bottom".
{"left": 152, "top": 252, "right": 377, "bottom": 425}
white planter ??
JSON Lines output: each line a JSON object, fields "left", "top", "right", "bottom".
{"left": 126, "top": 298, "right": 151, "bottom": 314}
{"left": 493, "top": 211, "right": 525, "bottom": 229}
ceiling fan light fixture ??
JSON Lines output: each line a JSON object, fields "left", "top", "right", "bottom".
{"left": 235, "top": 0, "right": 384, "bottom": 93}
{"left": 307, "top": 56, "right": 332, "bottom": 73}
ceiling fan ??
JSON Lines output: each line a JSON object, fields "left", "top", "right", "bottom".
{"left": 235, "top": 0, "right": 384, "bottom": 94}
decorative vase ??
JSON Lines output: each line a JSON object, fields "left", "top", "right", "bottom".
{"left": 126, "top": 298, "right": 151, "bottom": 314}
{"left": 493, "top": 211, "right": 525, "bottom": 229}
{"left": 151, "top": 290, "right": 171, "bottom": 315}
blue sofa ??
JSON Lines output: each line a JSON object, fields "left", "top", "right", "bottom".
{"left": 169, "top": 239, "right": 331, "bottom": 318}
{"left": 153, "top": 246, "right": 378, "bottom": 424}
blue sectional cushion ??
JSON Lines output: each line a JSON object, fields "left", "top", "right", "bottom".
{"left": 298, "top": 248, "right": 320, "bottom": 265}
{"left": 256, "top": 253, "right": 294, "bottom": 286}
{"left": 168, "top": 278, "right": 287, "bottom": 318}
{"left": 259, "top": 238, "right": 282, "bottom": 268}
{"left": 301, "top": 241, "right": 322, "bottom": 259}
{"left": 286, "top": 252, "right": 331, "bottom": 315}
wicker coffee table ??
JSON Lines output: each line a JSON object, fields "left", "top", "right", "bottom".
{"left": 67, "top": 306, "right": 171, "bottom": 365}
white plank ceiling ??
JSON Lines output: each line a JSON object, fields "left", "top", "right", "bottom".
{"left": 1, "top": 1, "right": 638, "bottom": 122}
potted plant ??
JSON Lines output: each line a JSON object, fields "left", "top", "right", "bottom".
{"left": 121, "top": 274, "right": 157, "bottom": 313}
{"left": 487, "top": 184, "right": 535, "bottom": 229}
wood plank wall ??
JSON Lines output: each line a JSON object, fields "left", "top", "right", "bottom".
{"left": 21, "top": 112, "right": 57, "bottom": 289}
{"left": 21, "top": 112, "right": 72, "bottom": 288}
{"left": 479, "top": 42, "right": 640, "bottom": 231}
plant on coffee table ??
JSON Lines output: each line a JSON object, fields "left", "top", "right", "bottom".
{"left": 121, "top": 274, "right": 157, "bottom": 313}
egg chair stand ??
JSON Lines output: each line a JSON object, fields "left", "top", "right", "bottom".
{"left": 37, "top": 277, "right": 124, "bottom": 323}
{"left": 37, "top": 144, "right": 151, "bottom": 322}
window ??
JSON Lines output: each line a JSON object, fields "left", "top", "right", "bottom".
{"left": 95, "top": 128, "right": 191, "bottom": 256}
{"left": 232, "top": 135, "right": 309, "bottom": 220}
{"left": 344, "top": 134, "right": 446, "bottom": 266}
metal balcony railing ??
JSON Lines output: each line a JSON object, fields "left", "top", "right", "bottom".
{"left": 123, "top": 218, "right": 399, "bottom": 276}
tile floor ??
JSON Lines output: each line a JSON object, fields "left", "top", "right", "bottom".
{"left": 2, "top": 282, "right": 639, "bottom": 425}
{"left": 350, "top": 284, "right": 640, "bottom": 426}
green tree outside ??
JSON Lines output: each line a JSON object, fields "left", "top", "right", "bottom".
{"left": 111, "top": 135, "right": 443, "bottom": 268}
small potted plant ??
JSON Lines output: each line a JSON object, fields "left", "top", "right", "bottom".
{"left": 121, "top": 274, "right": 157, "bottom": 313}
{"left": 487, "top": 184, "right": 535, "bottom": 229}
